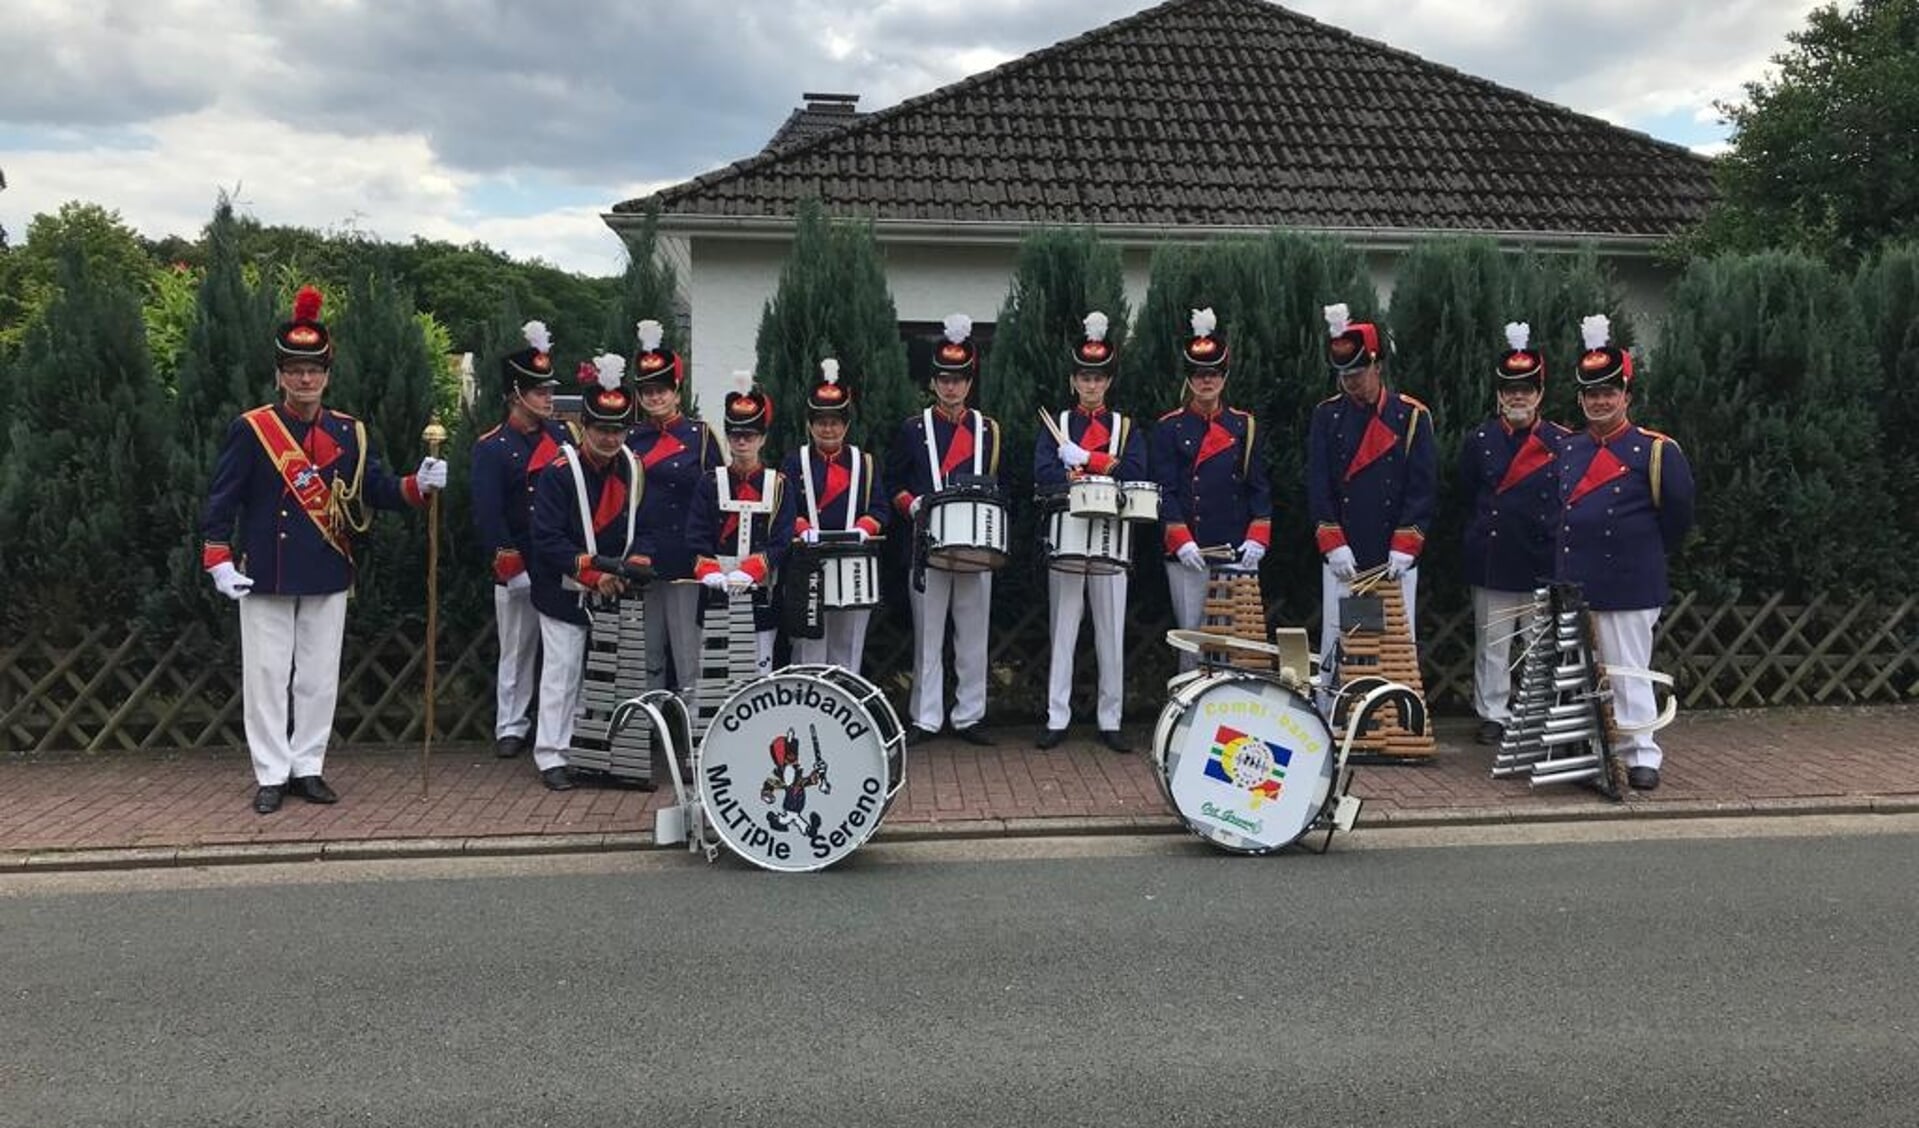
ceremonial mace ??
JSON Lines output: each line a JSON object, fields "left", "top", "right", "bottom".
{"left": 420, "top": 413, "right": 448, "bottom": 800}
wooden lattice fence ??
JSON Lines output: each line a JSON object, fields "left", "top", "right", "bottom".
{"left": 1, "top": 594, "right": 1912, "bottom": 753}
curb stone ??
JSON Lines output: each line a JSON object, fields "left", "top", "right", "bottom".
{"left": 2, "top": 797, "right": 1912, "bottom": 875}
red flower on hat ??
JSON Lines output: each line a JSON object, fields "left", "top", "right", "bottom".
{"left": 293, "top": 285, "right": 324, "bottom": 323}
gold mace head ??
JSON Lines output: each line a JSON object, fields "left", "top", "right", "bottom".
{"left": 421, "top": 414, "right": 449, "bottom": 449}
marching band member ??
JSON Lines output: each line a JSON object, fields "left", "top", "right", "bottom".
{"left": 529, "top": 354, "right": 652, "bottom": 792}
{"left": 1307, "top": 302, "right": 1436, "bottom": 687}
{"left": 782, "top": 358, "right": 888, "bottom": 672}
{"left": 1034, "top": 312, "right": 1147, "bottom": 752}
{"left": 1152, "top": 308, "right": 1272, "bottom": 674}
{"left": 1556, "top": 315, "right": 1695, "bottom": 790}
{"left": 470, "top": 321, "right": 572, "bottom": 759}
{"left": 688, "top": 378, "right": 797, "bottom": 677}
{"left": 885, "top": 314, "right": 1003, "bottom": 746}
{"left": 200, "top": 285, "right": 447, "bottom": 814}
{"left": 626, "top": 319, "right": 723, "bottom": 701}
{"left": 1459, "top": 323, "right": 1571, "bottom": 746}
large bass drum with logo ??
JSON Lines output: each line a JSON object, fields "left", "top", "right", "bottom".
{"left": 1151, "top": 668, "right": 1343, "bottom": 855}
{"left": 691, "top": 666, "right": 907, "bottom": 872}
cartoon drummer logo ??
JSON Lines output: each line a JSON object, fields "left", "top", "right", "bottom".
{"left": 1204, "top": 725, "right": 1290, "bottom": 808}
{"left": 760, "top": 725, "right": 831, "bottom": 837}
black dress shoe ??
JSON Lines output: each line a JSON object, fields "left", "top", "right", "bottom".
{"left": 540, "top": 766, "right": 575, "bottom": 792}
{"left": 1628, "top": 766, "right": 1661, "bottom": 791}
{"left": 953, "top": 725, "right": 995, "bottom": 747}
{"left": 1099, "top": 729, "right": 1133, "bottom": 754}
{"left": 904, "top": 726, "right": 935, "bottom": 747}
{"left": 495, "top": 735, "right": 525, "bottom": 759}
{"left": 1476, "top": 720, "right": 1505, "bottom": 746}
{"left": 1036, "top": 728, "right": 1067, "bottom": 750}
{"left": 288, "top": 775, "right": 338, "bottom": 804}
{"left": 253, "top": 785, "right": 284, "bottom": 815}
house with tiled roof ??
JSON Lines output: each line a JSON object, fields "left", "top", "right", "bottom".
{"left": 605, "top": 0, "right": 1713, "bottom": 406}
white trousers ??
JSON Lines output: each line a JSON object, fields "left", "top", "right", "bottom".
{"left": 1591, "top": 608, "right": 1664, "bottom": 769}
{"left": 492, "top": 584, "right": 540, "bottom": 740}
{"left": 534, "top": 614, "right": 588, "bottom": 772}
{"left": 1164, "top": 561, "right": 1210, "bottom": 674}
{"left": 1470, "top": 586, "right": 1537, "bottom": 726}
{"left": 909, "top": 569, "right": 991, "bottom": 733}
{"left": 238, "top": 591, "right": 348, "bottom": 787}
{"left": 1046, "top": 569, "right": 1127, "bottom": 730}
{"left": 1318, "top": 564, "right": 1418, "bottom": 690}
{"left": 791, "top": 609, "right": 873, "bottom": 674}
{"left": 642, "top": 582, "right": 703, "bottom": 701}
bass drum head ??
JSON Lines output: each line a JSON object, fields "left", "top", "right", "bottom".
{"left": 698, "top": 669, "right": 901, "bottom": 872}
{"left": 1150, "top": 671, "right": 1336, "bottom": 855}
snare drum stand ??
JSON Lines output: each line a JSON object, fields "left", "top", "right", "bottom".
{"left": 611, "top": 690, "right": 723, "bottom": 861}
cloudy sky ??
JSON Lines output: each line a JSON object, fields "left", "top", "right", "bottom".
{"left": 2, "top": 0, "right": 1817, "bottom": 276}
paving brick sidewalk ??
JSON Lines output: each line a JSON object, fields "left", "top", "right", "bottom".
{"left": 2, "top": 706, "right": 1914, "bottom": 863}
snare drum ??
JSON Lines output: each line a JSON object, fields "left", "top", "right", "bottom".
{"left": 812, "top": 536, "right": 881, "bottom": 610}
{"left": 696, "top": 666, "right": 907, "bottom": 872}
{"left": 924, "top": 483, "right": 1009, "bottom": 572}
{"left": 1068, "top": 474, "right": 1120, "bottom": 518}
{"left": 1119, "top": 480, "right": 1161, "bottom": 524}
{"left": 1151, "top": 669, "right": 1339, "bottom": 854}
{"left": 1044, "top": 506, "right": 1132, "bottom": 575}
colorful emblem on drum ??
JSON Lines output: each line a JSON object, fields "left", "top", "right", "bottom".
{"left": 1203, "top": 725, "right": 1290, "bottom": 807}
{"left": 759, "top": 726, "right": 828, "bottom": 837}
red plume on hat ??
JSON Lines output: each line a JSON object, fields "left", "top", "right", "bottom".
{"left": 293, "top": 285, "right": 323, "bottom": 323}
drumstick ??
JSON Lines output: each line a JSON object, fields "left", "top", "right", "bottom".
{"left": 1199, "top": 545, "right": 1239, "bottom": 561}
{"left": 1035, "top": 408, "right": 1069, "bottom": 448}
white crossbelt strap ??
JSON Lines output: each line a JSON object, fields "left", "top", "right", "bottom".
{"left": 1058, "top": 410, "right": 1125, "bottom": 458}
{"left": 717, "top": 468, "right": 778, "bottom": 560}
{"left": 922, "top": 408, "right": 983, "bottom": 491}
{"left": 800, "top": 444, "right": 864, "bottom": 532}
{"left": 563, "top": 444, "right": 641, "bottom": 557}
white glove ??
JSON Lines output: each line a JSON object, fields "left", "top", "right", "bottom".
{"left": 852, "top": 526, "right": 871, "bottom": 543}
{"left": 1176, "top": 542, "right": 1207, "bottom": 572}
{"left": 800, "top": 527, "right": 821, "bottom": 545}
{"left": 209, "top": 561, "right": 253, "bottom": 600}
{"left": 415, "top": 456, "right": 448, "bottom": 492}
{"left": 1385, "top": 550, "right": 1416, "bottom": 580}
{"left": 1237, "top": 540, "right": 1266, "bottom": 570}
{"left": 1325, "top": 545, "right": 1357, "bottom": 582}
{"left": 701, "top": 571, "right": 729, "bottom": 590}
{"left": 505, "top": 571, "right": 531, "bottom": 592}
{"left": 908, "top": 496, "right": 924, "bottom": 518}
{"left": 725, "top": 569, "right": 756, "bottom": 590}
{"left": 1058, "top": 441, "right": 1091, "bottom": 469}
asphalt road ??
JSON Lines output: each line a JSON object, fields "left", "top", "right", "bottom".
{"left": 3, "top": 821, "right": 1916, "bottom": 1127}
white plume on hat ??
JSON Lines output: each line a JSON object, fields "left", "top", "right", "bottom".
{"left": 820, "top": 357, "right": 840, "bottom": 386}
{"left": 521, "top": 320, "right": 552, "bottom": 354}
{"left": 731, "top": 369, "right": 755, "bottom": 396}
{"left": 1190, "top": 308, "right": 1217, "bottom": 338}
{"left": 1505, "top": 322, "right": 1531, "bottom": 351}
{"left": 1323, "top": 303, "right": 1351, "bottom": 339}
{"left": 1083, "top": 311, "right": 1110, "bottom": 342}
{"left": 942, "top": 313, "right": 972, "bottom": 344}
{"left": 591, "top": 352, "right": 623, "bottom": 391}
{"left": 1580, "top": 314, "right": 1612, "bottom": 351}
{"left": 636, "top": 319, "right": 664, "bottom": 352}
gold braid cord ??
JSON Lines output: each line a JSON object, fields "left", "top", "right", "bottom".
{"left": 327, "top": 419, "right": 376, "bottom": 541}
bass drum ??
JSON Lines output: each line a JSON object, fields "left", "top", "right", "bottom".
{"left": 696, "top": 666, "right": 906, "bottom": 872}
{"left": 1150, "top": 669, "right": 1337, "bottom": 854}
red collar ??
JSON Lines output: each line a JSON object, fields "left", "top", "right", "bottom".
{"left": 1073, "top": 403, "right": 1108, "bottom": 418}
{"left": 934, "top": 404, "right": 970, "bottom": 425}
{"left": 639, "top": 412, "right": 683, "bottom": 433}
{"left": 1185, "top": 402, "right": 1223, "bottom": 422}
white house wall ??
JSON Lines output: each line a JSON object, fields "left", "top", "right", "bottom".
{"left": 679, "top": 233, "right": 1671, "bottom": 418}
